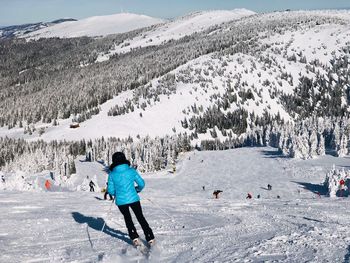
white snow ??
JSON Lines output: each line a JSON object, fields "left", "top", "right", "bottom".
{"left": 0, "top": 51, "right": 295, "bottom": 141}
{"left": 261, "top": 23, "right": 350, "bottom": 66}
{"left": 1, "top": 10, "right": 349, "bottom": 143}
{"left": 0, "top": 156, "right": 109, "bottom": 192}
{"left": 96, "top": 9, "right": 256, "bottom": 62}
{"left": 1, "top": 147, "right": 350, "bottom": 262}
{"left": 23, "top": 13, "right": 164, "bottom": 39}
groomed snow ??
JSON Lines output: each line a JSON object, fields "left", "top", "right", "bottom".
{"left": 23, "top": 13, "right": 164, "bottom": 39}
{"left": 1, "top": 147, "right": 350, "bottom": 262}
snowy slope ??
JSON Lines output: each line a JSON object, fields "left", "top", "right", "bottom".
{"left": 29, "top": 52, "right": 292, "bottom": 142}
{"left": 0, "top": 52, "right": 291, "bottom": 141}
{"left": 96, "top": 9, "right": 256, "bottom": 62}
{"left": 24, "top": 13, "right": 164, "bottom": 39}
{"left": 0, "top": 19, "right": 77, "bottom": 39}
{"left": 0, "top": 10, "right": 349, "bottom": 144}
{"left": 1, "top": 147, "right": 350, "bottom": 262}
{"left": 261, "top": 21, "right": 350, "bottom": 65}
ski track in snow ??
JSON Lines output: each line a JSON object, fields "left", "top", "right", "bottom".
{"left": 1, "top": 147, "right": 350, "bottom": 262}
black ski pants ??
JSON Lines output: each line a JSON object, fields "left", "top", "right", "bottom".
{"left": 118, "top": 201, "right": 154, "bottom": 242}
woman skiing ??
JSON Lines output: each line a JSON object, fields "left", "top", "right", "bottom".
{"left": 107, "top": 152, "right": 155, "bottom": 246}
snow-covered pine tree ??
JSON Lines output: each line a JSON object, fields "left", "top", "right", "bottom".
{"left": 336, "top": 134, "right": 348, "bottom": 157}
{"left": 324, "top": 167, "right": 350, "bottom": 197}
{"left": 316, "top": 132, "right": 326, "bottom": 156}
{"left": 309, "top": 130, "right": 318, "bottom": 158}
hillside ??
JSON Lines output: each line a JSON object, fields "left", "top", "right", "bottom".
{"left": 0, "top": 18, "right": 77, "bottom": 39}
{"left": 1, "top": 10, "right": 348, "bottom": 139}
{"left": 1, "top": 147, "right": 350, "bottom": 262}
{"left": 0, "top": 10, "right": 350, "bottom": 175}
{"left": 24, "top": 13, "right": 165, "bottom": 39}
{"left": 96, "top": 9, "right": 256, "bottom": 62}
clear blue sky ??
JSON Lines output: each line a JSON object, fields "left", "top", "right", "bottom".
{"left": 1, "top": 0, "right": 349, "bottom": 26}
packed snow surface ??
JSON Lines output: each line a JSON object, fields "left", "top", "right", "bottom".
{"left": 1, "top": 147, "right": 350, "bottom": 262}
{"left": 24, "top": 13, "right": 164, "bottom": 39}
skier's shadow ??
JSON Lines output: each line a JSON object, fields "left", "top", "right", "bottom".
{"left": 291, "top": 181, "right": 328, "bottom": 195}
{"left": 72, "top": 212, "right": 131, "bottom": 245}
{"left": 261, "top": 149, "right": 288, "bottom": 159}
{"left": 343, "top": 245, "right": 350, "bottom": 263}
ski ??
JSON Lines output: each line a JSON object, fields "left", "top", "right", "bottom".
{"left": 133, "top": 239, "right": 153, "bottom": 258}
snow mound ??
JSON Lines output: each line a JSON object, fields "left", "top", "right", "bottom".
{"left": 24, "top": 13, "right": 164, "bottom": 39}
{"left": 0, "top": 170, "right": 70, "bottom": 192}
{"left": 0, "top": 158, "right": 108, "bottom": 192}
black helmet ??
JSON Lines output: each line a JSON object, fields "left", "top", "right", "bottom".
{"left": 109, "top": 152, "right": 130, "bottom": 170}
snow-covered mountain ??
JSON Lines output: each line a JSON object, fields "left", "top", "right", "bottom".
{"left": 2, "top": 10, "right": 350, "bottom": 262}
{"left": 1, "top": 10, "right": 347, "bottom": 143}
{"left": 0, "top": 18, "right": 77, "bottom": 39}
{"left": 24, "top": 13, "right": 165, "bottom": 39}
{"left": 1, "top": 9, "right": 350, "bottom": 175}
{"left": 97, "top": 9, "right": 256, "bottom": 62}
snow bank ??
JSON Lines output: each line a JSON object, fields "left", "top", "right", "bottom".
{"left": 0, "top": 158, "right": 108, "bottom": 192}
{"left": 0, "top": 170, "right": 69, "bottom": 192}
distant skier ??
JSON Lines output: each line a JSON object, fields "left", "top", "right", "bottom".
{"left": 340, "top": 179, "right": 346, "bottom": 197}
{"left": 213, "top": 190, "right": 223, "bottom": 199}
{"left": 202, "top": 186, "right": 205, "bottom": 191}
{"left": 49, "top": 171, "right": 54, "bottom": 181}
{"left": 107, "top": 152, "right": 155, "bottom": 247}
{"left": 257, "top": 194, "right": 260, "bottom": 199}
{"left": 267, "top": 184, "right": 272, "bottom": 191}
{"left": 104, "top": 182, "right": 113, "bottom": 200}
{"left": 89, "top": 180, "right": 95, "bottom": 192}
{"left": 246, "top": 193, "right": 252, "bottom": 199}
{"left": 1, "top": 175, "right": 5, "bottom": 183}
{"left": 45, "top": 180, "right": 51, "bottom": 190}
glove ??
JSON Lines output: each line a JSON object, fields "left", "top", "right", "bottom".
{"left": 135, "top": 186, "right": 141, "bottom": 193}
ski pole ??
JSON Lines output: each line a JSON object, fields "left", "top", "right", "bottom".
{"left": 96, "top": 198, "right": 115, "bottom": 245}
{"left": 145, "top": 198, "right": 173, "bottom": 220}
{"left": 145, "top": 198, "right": 185, "bottom": 229}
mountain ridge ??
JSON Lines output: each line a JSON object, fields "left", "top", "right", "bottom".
{"left": 0, "top": 18, "right": 77, "bottom": 39}
{"left": 0, "top": 10, "right": 349, "bottom": 170}
{"left": 23, "top": 13, "right": 165, "bottom": 39}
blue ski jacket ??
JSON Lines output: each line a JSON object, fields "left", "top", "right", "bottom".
{"left": 107, "top": 164, "right": 145, "bottom": 206}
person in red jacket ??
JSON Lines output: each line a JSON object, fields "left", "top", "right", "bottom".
{"left": 340, "top": 179, "right": 346, "bottom": 197}
{"left": 45, "top": 180, "right": 51, "bottom": 190}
